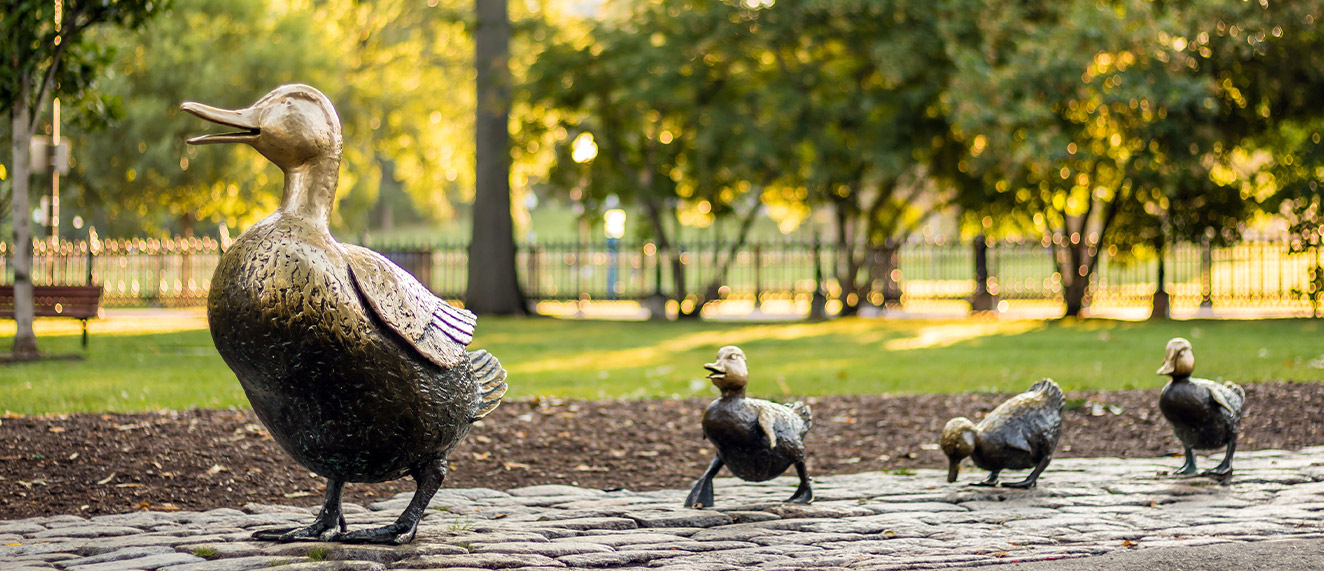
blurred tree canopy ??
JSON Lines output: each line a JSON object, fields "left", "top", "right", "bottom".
{"left": 13, "top": 0, "right": 1324, "bottom": 318}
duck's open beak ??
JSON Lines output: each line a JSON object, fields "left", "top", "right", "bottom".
{"left": 703, "top": 363, "right": 725, "bottom": 380}
{"left": 181, "top": 101, "right": 260, "bottom": 145}
{"left": 947, "top": 460, "right": 960, "bottom": 483}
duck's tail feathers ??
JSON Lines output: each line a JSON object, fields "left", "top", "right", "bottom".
{"left": 468, "top": 350, "right": 508, "bottom": 421}
{"left": 791, "top": 401, "right": 813, "bottom": 430}
{"left": 1031, "top": 378, "right": 1065, "bottom": 411}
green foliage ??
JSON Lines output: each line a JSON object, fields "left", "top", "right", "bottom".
{"left": 945, "top": 0, "right": 1262, "bottom": 315}
{"left": 3, "top": 315, "right": 1321, "bottom": 414}
{"left": 0, "top": 0, "right": 169, "bottom": 123}
{"left": 71, "top": 0, "right": 334, "bottom": 236}
{"left": 191, "top": 547, "right": 220, "bottom": 559}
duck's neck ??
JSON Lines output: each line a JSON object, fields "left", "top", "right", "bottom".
{"left": 719, "top": 387, "right": 746, "bottom": 400}
{"left": 279, "top": 155, "right": 340, "bottom": 228}
{"left": 1168, "top": 374, "right": 1191, "bottom": 383}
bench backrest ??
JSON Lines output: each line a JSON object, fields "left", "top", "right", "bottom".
{"left": 0, "top": 285, "right": 103, "bottom": 319}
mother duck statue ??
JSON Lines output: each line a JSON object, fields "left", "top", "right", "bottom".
{"left": 183, "top": 84, "right": 506, "bottom": 545}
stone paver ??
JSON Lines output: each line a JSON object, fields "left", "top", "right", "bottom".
{"left": 1, "top": 447, "right": 1322, "bottom": 570}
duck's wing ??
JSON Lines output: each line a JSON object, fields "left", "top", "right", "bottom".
{"left": 1196, "top": 378, "right": 1245, "bottom": 420}
{"left": 981, "top": 380, "right": 1064, "bottom": 454}
{"left": 343, "top": 244, "right": 475, "bottom": 369}
{"left": 750, "top": 399, "right": 809, "bottom": 449}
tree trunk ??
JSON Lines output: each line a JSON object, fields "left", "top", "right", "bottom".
{"left": 970, "top": 233, "right": 996, "bottom": 312}
{"left": 10, "top": 86, "right": 40, "bottom": 360}
{"left": 466, "top": 0, "right": 526, "bottom": 315}
{"left": 833, "top": 200, "right": 863, "bottom": 316}
{"left": 1060, "top": 239, "right": 1088, "bottom": 319}
{"left": 1150, "top": 235, "right": 1170, "bottom": 320}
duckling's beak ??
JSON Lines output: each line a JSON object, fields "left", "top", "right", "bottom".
{"left": 1156, "top": 348, "right": 1178, "bottom": 375}
{"left": 703, "top": 362, "right": 725, "bottom": 380}
{"left": 181, "top": 101, "right": 260, "bottom": 145}
{"left": 946, "top": 459, "right": 960, "bottom": 483}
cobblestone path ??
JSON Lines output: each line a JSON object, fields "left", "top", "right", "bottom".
{"left": 4, "top": 447, "right": 1324, "bottom": 570}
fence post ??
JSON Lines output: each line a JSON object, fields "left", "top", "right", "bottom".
{"left": 525, "top": 244, "right": 538, "bottom": 304}
{"left": 1200, "top": 234, "right": 1213, "bottom": 309}
{"left": 809, "top": 239, "right": 828, "bottom": 319}
{"left": 753, "top": 244, "right": 762, "bottom": 311}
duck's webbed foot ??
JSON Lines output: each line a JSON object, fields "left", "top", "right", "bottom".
{"left": 1170, "top": 447, "right": 1198, "bottom": 476}
{"left": 685, "top": 457, "right": 724, "bottom": 509}
{"left": 786, "top": 461, "right": 813, "bottom": 504}
{"left": 343, "top": 458, "right": 447, "bottom": 545}
{"left": 340, "top": 522, "right": 416, "bottom": 545}
{"left": 1003, "top": 455, "right": 1051, "bottom": 489}
{"left": 1200, "top": 440, "right": 1236, "bottom": 480}
{"left": 970, "top": 470, "right": 1000, "bottom": 487}
{"left": 253, "top": 480, "right": 346, "bottom": 542}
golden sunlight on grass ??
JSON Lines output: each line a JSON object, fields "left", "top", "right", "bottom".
{"left": 508, "top": 320, "right": 886, "bottom": 375}
{"left": 883, "top": 321, "right": 1045, "bottom": 351}
{"left": 0, "top": 309, "right": 209, "bottom": 338}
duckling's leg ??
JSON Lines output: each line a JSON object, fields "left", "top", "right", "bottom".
{"left": 684, "top": 457, "right": 725, "bottom": 509}
{"left": 341, "top": 458, "right": 447, "bottom": 545}
{"left": 1003, "top": 455, "right": 1051, "bottom": 489}
{"left": 1171, "top": 447, "right": 1198, "bottom": 475}
{"left": 1202, "top": 438, "right": 1236, "bottom": 478}
{"left": 786, "top": 461, "right": 813, "bottom": 503}
{"left": 971, "top": 469, "right": 1000, "bottom": 487}
{"left": 252, "top": 479, "right": 346, "bottom": 542}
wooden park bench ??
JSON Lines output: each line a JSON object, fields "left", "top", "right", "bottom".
{"left": 0, "top": 285, "right": 103, "bottom": 348}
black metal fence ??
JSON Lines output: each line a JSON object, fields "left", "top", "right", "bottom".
{"left": 0, "top": 236, "right": 1315, "bottom": 313}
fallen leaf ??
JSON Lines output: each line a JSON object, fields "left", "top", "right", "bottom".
{"left": 283, "top": 491, "right": 312, "bottom": 498}
{"left": 502, "top": 461, "right": 530, "bottom": 470}
{"left": 47, "top": 426, "right": 65, "bottom": 433}
{"left": 97, "top": 473, "right": 117, "bottom": 485}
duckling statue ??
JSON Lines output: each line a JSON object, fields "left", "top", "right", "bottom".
{"left": 685, "top": 346, "right": 813, "bottom": 508}
{"left": 1157, "top": 337, "right": 1244, "bottom": 477}
{"left": 941, "top": 379, "right": 1063, "bottom": 488}
{"left": 182, "top": 84, "right": 507, "bottom": 545}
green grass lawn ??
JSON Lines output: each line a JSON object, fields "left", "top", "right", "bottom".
{"left": 3, "top": 314, "right": 1322, "bottom": 414}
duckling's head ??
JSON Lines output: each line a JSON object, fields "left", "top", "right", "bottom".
{"left": 1157, "top": 337, "right": 1195, "bottom": 377}
{"left": 182, "top": 84, "right": 342, "bottom": 172}
{"left": 704, "top": 346, "right": 749, "bottom": 394}
{"left": 940, "top": 417, "right": 977, "bottom": 483}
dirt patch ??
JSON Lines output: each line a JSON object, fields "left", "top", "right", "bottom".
{"left": 2, "top": 381, "right": 1321, "bottom": 519}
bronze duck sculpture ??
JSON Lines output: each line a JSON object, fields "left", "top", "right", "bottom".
{"left": 1157, "top": 337, "right": 1244, "bottom": 477}
{"left": 685, "top": 346, "right": 813, "bottom": 508}
{"left": 941, "top": 378, "right": 1063, "bottom": 488}
{"left": 182, "top": 84, "right": 506, "bottom": 545}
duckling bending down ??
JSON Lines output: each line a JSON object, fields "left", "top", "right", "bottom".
{"left": 685, "top": 346, "right": 813, "bottom": 508}
{"left": 183, "top": 85, "right": 506, "bottom": 545}
{"left": 941, "top": 379, "right": 1063, "bottom": 488}
{"left": 1157, "top": 338, "right": 1244, "bottom": 478}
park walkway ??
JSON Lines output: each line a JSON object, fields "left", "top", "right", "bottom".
{"left": 3, "top": 446, "right": 1323, "bottom": 570}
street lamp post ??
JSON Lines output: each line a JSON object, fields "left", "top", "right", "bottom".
{"left": 604, "top": 208, "right": 626, "bottom": 300}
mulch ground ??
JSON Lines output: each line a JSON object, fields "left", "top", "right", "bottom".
{"left": 2, "top": 381, "right": 1322, "bottom": 519}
